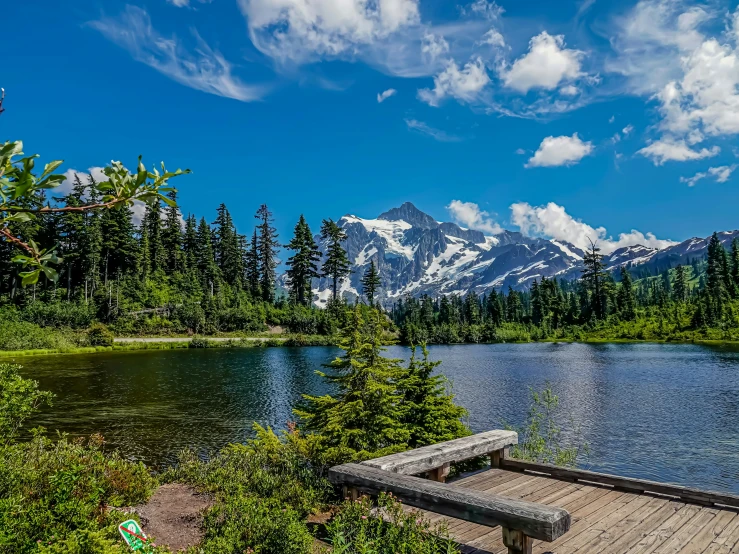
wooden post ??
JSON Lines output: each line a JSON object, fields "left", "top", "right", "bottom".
{"left": 502, "top": 527, "right": 533, "bottom": 554}
{"left": 491, "top": 447, "right": 509, "bottom": 468}
{"left": 342, "top": 486, "right": 360, "bottom": 501}
{"left": 428, "top": 463, "right": 450, "bottom": 483}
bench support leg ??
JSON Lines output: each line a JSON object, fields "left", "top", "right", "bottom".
{"left": 491, "top": 447, "right": 509, "bottom": 468}
{"left": 502, "top": 527, "right": 533, "bottom": 554}
{"left": 427, "top": 462, "right": 451, "bottom": 483}
{"left": 342, "top": 486, "right": 360, "bottom": 501}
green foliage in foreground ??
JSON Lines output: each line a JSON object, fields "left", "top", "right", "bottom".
{"left": 508, "top": 386, "right": 588, "bottom": 468}
{"left": 326, "top": 494, "right": 457, "bottom": 554}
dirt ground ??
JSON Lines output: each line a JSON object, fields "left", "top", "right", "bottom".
{"left": 136, "top": 484, "right": 213, "bottom": 552}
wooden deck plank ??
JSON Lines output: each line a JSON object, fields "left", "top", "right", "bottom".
{"left": 393, "top": 468, "right": 739, "bottom": 554}
{"left": 701, "top": 512, "right": 739, "bottom": 554}
{"left": 569, "top": 496, "right": 672, "bottom": 553}
{"left": 675, "top": 509, "right": 736, "bottom": 554}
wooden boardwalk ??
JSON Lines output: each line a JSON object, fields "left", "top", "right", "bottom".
{"left": 412, "top": 468, "right": 739, "bottom": 554}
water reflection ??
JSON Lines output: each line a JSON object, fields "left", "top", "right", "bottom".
{"left": 12, "top": 342, "right": 739, "bottom": 492}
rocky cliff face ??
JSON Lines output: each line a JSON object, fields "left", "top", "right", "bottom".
{"left": 301, "top": 202, "right": 738, "bottom": 306}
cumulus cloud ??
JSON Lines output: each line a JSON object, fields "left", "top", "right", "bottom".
{"left": 404, "top": 119, "right": 461, "bottom": 142}
{"left": 637, "top": 139, "right": 720, "bottom": 165}
{"left": 377, "top": 88, "right": 397, "bottom": 102}
{"left": 58, "top": 167, "right": 108, "bottom": 196}
{"left": 89, "top": 6, "right": 268, "bottom": 102}
{"left": 240, "top": 0, "right": 420, "bottom": 63}
{"left": 417, "top": 57, "right": 490, "bottom": 107}
{"left": 525, "top": 133, "right": 593, "bottom": 168}
{"left": 501, "top": 32, "right": 584, "bottom": 93}
{"left": 510, "top": 202, "right": 675, "bottom": 253}
{"left": 447, "top": 200, "right": 503, "bottom": 234}
{"left": 680, "top": 165, "right": 738, "bottom": 186}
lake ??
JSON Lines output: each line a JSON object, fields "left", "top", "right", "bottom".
{"left": 9, "top": 342, "right": 739, "bottom": 493}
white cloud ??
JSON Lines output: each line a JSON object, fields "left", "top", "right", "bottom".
{"left": 637, "top": 139, "right": 720, "bottom": 165}
{"left": 608, "top": 115, "right": 615, "bottom": 123}
{"left": 559, "top": 85, "right": 579, "bottom": 96}
{"left": 421, "top": 33, "right": 450, "bottom": 61}
{"left": 501, "top": 32, "right": 584, "bottom": 94}
{"left": 167, "top": 0, "right": 190, "bottom": 6}
{"left": 417, "top": 57, "right": 490, "bottom": 107}
{"left": 447, "top": 200, "right": 502, "bottom": 234}
{"left": 377, "top": 88, "right": 397, "bottom": 102}
{"left": 464, "top": 0, "right": 504, "bottom": 21}
{"left": 240, "top": 0, "right": 420, "bottom": 63}
{"left": 479, "top": 29, "right": 505, "bottom": 48}
{"left": 89, "top": 6, "right": 268, "bottom": 102}
{"left": 515, "top": 148, "right": 526, "bottom": 155}
{"left": 510, "top": 201, "right": 675, "bottom": 253}
{"left": 131, "top": 200, "right": 148, "bottom": 227}
{"left": 680, "top": 164, "right": 737, "bottom": 186}
{"left": 622, "top": 124, "right": 634, "bottom": 136}
{"left": 525, "top": 133, "right": 593, "bottom": 168}
{"left": 58, "top": 167, "right": 108, "bottom": 196}
{"left": 404, "top": 119, "right": 461, "bottom": 142}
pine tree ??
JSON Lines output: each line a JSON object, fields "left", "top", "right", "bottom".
{"left": 162, "top": 190, "right": 183, "bottom": 273}
{"left": 245, "top": 229, "right": 261, "bottom": 299}
{"left": 182, "top": 214, "right": 198, "bottom": 271}
{"left": 731, "top": 238, "right": 739, "bottom": 297}
{"left": 399, "top": 345, "right": 470, "bottom": 448}
{"left": 506, "top": 287, "right": 522, "bottom": 322}
{"left": 531, "top": 280, "right": 543, "bottom": 325}
{"left": 100, "top": 202, "right": 137, "bottom": 284}
{"left": 295, "top": 308, "right": 410, "bottom": 464}
{"left": 196, "top": 217, "right": 219, "bottom": 294}
{"left": 617, "top": 267, "right": 636, "bottom": 320}
{"left": 361, "top": 260, "right": 381, "bottom": 305}
{"left": 705, "top": 232, "right": 729, "bottom": 324}
{"left": 255, "top": 204, "right": 279, "bottom": 302}
{"left": 582, "top": 240, "right": 608, "bottom": 320}
{"left": 144, "top": 200, "right": 165, "bottom": 274}
{"left": 673, "top": 265, "right": 688, "bottom": 303}
{"left": 285, "top": 215, "right": 321, "bottom": 305}
{"left": 320, "top": 218, "right": 351, "bottom": 301}
{"left": 212, "top": 204, "right": 243, "bottom": 287}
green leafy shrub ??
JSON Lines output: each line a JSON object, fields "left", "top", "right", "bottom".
{"left": 508, "top": 385, "right": 588, "bottom": 467}
{"left": 0, "top": 363, "right": 53, "bottom": 444}
{"left": 326, "top": 493, "right": 458, "bottom": 554}
{"left": 87, "top": 324, "right": 114, "bottom": 347}
{"left": 0, "top": 433, "right": 157, "bottom": 553}
{"left": 0, "top": 321, "right": 81, "bottom": 351}
{"left": 189, "top": 337, "right": 213, "bottom": 348}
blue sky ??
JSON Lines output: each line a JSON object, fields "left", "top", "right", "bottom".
{"left": 5, "top": 0, "right": 739, "bottom": 253}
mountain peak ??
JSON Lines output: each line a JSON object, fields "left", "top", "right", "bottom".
{"left": 378, "top": 202, "right": 438, "bottom": 229}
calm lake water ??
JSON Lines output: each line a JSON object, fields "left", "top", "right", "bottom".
{"left": 8, "top": 343, "right": 739, "bottom": 493}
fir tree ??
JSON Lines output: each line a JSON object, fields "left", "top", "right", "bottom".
{"left": 182, "top": 214, "right": 198, "bottom": 271}
{"left": 162, "top": 190, "right": 183, "bottom": 273}
{"left": 731, "top": 238, "right": 739, "bottom": 297}
{"left": 212, "top": 204, "right": 243, "bottom": 287}
{"left": 705, "top": 232, "right": 729, "bottom": 324}
{"left": 673, "top": 265, "right": 688, "bottom": 303}
{"left": 245, "top": 229, "right": 261, "bottom": 299}
{"left": 285, "top": 215, "right": 321, "bottom": 306}
{"left": 144, "top": 200, "right": 165, "bottom": 274}
{"left": 320, "top": 218, "right": 351, "bottom": 301}
{"left": 582, "top": 240, "right": 608, "bottom": 320}
{"left": 196, "top": 217, "right": 219, "bottom": 294}
{"left": 295, "top": 308, "right": 410, "bottom": 465}
{"left": 100, "top": 202, "right": 137, "bottom": 284}
{"left": 617, "top": 267, "right": 636, "bottom": 320}
{"left": 398, "top": 345, "right": 470, "bottom": 448}
{"left": 255, "top": 204, "right": 279, "bottom": 302}
{"left": 361, "top": 260, "right": 381, "bottom": 305}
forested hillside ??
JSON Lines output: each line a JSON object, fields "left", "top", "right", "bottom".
{"left": 392, "top": 237, "right": 739, "bottom": 343}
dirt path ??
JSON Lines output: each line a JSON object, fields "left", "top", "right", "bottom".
{"left": 136, "top": 484, "right": 213, "bottom": 552}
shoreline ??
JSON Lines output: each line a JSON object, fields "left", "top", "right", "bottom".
{"left": 1, "top": 336, "right": 738, "bottom": 360}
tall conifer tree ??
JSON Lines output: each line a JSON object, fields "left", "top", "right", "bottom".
{"left": 255, "top": 204, "right": 279, "bottom": 302}
{"left": 320, "top": 218, "right": 351, "bottom": 301}
{"left": 285, "top": 215, "right": 321, "bottom": 305}
{"left": 361, "top": 260, "right": 381, "bottom": 305}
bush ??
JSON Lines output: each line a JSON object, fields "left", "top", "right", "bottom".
{"left": 326, "top": 493, "right": 458, "bottom": 554}
{"left": 189, "top": 337, "right": 213, "bottom": 348}
{"left": 0, "top": 433, "right": 157, "bottom": 553}
{"left": 0, "top": 321, "right": 81, "bottom": 351}
{"left": 20, "top": 301, "right": 96, "bottom": 329}
{"left": 0, "top": 363, "right": 53, "bottom": 444}
{"left": 87, "top": 324, "right": 114, "bottom": 347}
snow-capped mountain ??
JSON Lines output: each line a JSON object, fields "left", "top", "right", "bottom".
{"left": 302, "top": 203, "right": 738, "bottom": 306}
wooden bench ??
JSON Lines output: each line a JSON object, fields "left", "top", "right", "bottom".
{"left": 328, "top": 431, "right": 571, "bottom": 554}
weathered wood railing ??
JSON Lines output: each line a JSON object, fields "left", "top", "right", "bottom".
{"left": 328, "top": 430, "right": 571, "bottom": 554}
